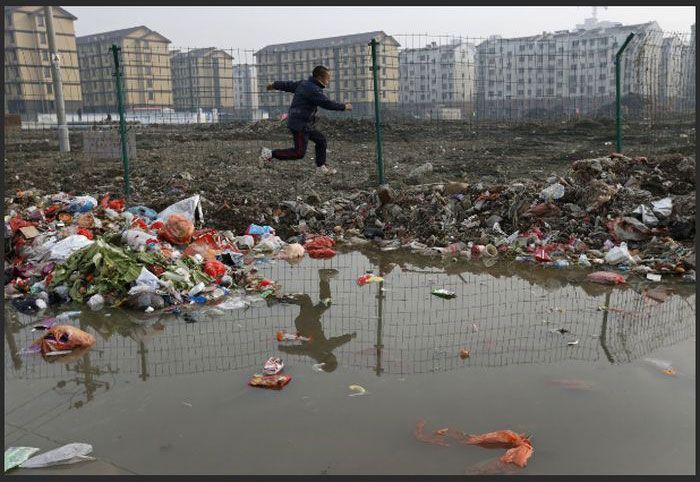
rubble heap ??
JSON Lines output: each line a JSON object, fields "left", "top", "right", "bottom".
{"left": 274, "top": 153, "right": 695, "bottom": 279}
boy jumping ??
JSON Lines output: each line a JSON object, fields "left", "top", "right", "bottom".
{"left": 260, "top": 65, "right": 352, "bottom": 176}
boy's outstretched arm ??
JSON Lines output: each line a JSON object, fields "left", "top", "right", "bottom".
{"left": 309, "top": 89, "right": 352, "bottom": 111}
{"left": 267, "top": 81, "right": 300, "bottom": 93}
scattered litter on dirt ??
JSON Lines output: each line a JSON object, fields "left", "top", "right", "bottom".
{"left": 20, "top": 443, "right": 94, "bottom": 469}
{"left": 5, "top": 447, "right": 40, "bottom": 472}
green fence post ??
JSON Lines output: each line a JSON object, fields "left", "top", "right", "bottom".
{"left": 369, "top": 38, "right": 385, "bottom": 186}
{"left": 615, "top": 33, "right": 635, "bottom": 153}
{"left": 111, "top": 44, "right": 130, "bottom": 203}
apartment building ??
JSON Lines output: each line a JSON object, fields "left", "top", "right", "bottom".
{"left": 171, "top": 47, "right": 234, "bottom": 111}
{"left": 681, "top": 24, "right": 696, "bottom": 111}
{"left": 4, "top": 6, "right": 82, "bottom": 119}
{"left": 399, "top": 40, "right": 476, "bottom": 118}
{"left": 255, "top": 31, "right": 400, "bottom": 117}
{"left": 657, "top": 35, "right": 686, "bottom": 109}
{"left": 475, "top": 22, "right": 663, "bottom": 120}
{"left": 233, "top": 63, "right": 260, "bottom": 119}
{"left": 77, "top": 26, "right": 173, "bottom": 112}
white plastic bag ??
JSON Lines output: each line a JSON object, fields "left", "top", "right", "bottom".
{"left": 651, "top": 197, "right": 672, "bottom": 218}
{"left": 157, "top": 195, "right": 202, "bottom": 223}
{"left": 255, "top": 234, "right": 285, "bottom": 253}
{"left": 121, "top": 229, "right": 152, "bottom": 250}
{"left": 48, "top": 235, "right": 93, "bottom": 262}
{"left": 632, "top": 205, "right": 659, "bottom": 226}
{"left": 130, "top": 266, "right": 160, "bottom": 292}
{"left": 605, "top": 242, "right": 634, "bottom": 265}
{"left": 20, "top": 443, "right": 94, "bottom": 468}
{"left": 539, "top": 183, "right": 565, "bottom": 201}
{"left": 87, "top": 294, "right": 104, "bottom": 311}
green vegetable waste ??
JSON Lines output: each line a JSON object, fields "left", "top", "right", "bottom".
{"left": 48, "top": 238, "right": 213, "bottom": 304}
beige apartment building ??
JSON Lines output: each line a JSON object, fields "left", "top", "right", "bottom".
{"left": 255, "top": 31, "right": 400, "bottom": 117}
{"left": 77, "top": 26, "right": 173, "bottom": 112}
{"left": 170, "top": 48, "right": 234, "bottom": 111}
{"left": 4, "top": 6, "right": 82, "bottom": 119}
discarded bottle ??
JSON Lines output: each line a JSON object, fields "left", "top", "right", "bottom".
{"left": 431, "top": 289, "right": 456, "bottom": 299}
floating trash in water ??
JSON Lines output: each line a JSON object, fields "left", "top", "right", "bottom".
{"left": 312, "top": 363, "right": 326, "bottom": 372}
{"left": 348, "top": 384, "right": 367, "bottom": 397}
{"left": 567, "top": 340, "right": 580, "bottom": 346}
{"left": 431, "top": 289, "right": 456, "bottom": 299}
{"left": 644, "top": 358, "right": 678, "bottom": 376}
{"left": 546, "top": 379, "right": 595, "bottom": 391}
{"left": 5, "top": 447, "right": 40, "bottom": 472}
{"left": 459, "top": 349, "right": 470, "bottom": 360}
{"left": 20, "top": 443, "right": 94, "bottom": 468}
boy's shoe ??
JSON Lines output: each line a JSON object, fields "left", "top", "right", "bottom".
{"left": 263, "top": 356, "right": 284, "bottom": 375}
{"left": 260, "top": 147, "right": 272, "bottom": 161}
{"left": 316, "top": 164, "right": 337, "bottom": 176}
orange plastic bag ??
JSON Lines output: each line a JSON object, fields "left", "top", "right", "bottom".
{"left": 304, "top": 236, "right": 335, "bottom": 250}
{"left": 159, "top": 213, "right": 194, "bottom": 245}
{"left": 466, "top": 430, "right": 533, "bottom": 468}
{"left": 307, "top": 247, "right": 336, "bottom": 259}
{"left": 204, "top": 260, "right": 226, "bottom": 280}
{"left": 32, "top": 324, "right": 96, "bottom": 354}
{"left": 183, "top": 242, "right": 218, "bottom": 261}
{"left": 587, "top": 271, "right": 626, "bottom": 285}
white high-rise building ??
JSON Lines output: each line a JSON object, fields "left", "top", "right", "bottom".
{"left": 475, "top": 21, "right": 663, "bottom": 119}
{"left": 398, "top": 40, "right": 476, "bottom": 118}
{"left": 233, "top": 64, "right": 260, "bottom": 119}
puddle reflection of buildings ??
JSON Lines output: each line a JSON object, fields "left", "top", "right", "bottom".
{"left": 5, "top": 252, "right": 695, "bottom": 406}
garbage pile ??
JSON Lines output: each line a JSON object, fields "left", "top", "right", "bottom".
{"left": 274, "top": 153, "right": 695, "bottom": 281}
{"left": 3, "top": 191, "right": 301, "bottom": 314}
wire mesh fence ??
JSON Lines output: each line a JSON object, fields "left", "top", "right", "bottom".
{"left": 6, "top": 27, "right": 695, "bottom": 128}
{"left": 5, "top": 252, "right": 696, "bottom": 391}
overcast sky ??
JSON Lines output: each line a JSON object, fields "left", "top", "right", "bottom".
{"left": 69, "top": 6, "right": 695, "bottom": 58}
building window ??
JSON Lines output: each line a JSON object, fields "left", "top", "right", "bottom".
{"left": 47, "top": 83, "right": 53, "bottom": 94}
{"left": 44, "top": 67, "right": 51, "bottom": 78}
{"left": 39, "top": 32, "right": 47, "bottom": 44}
{"left": 148, "top": 91, "right": 154, "bottom": 101}
{"left": 37, "top": 14, "right": 45, "bottom": 27}
{"left": 42, "top": 50, "right": 49, "bottom": 61}
{"left": 5, "top": 13, "right": 12, "bottom": 26}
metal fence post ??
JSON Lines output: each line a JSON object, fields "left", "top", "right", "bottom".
{"left": 369, "top": 38, "right": 385, "bottom": 185}
{"left": 44, "top": 6, "right": 70, "bottom": 152}
{"left": 111, "top": 44, "right": 130, "bottom": 202}
{"left": 615, "top": 33, "right": 635, "bottom": 153}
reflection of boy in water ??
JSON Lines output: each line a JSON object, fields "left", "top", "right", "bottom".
{"left": 278, "top": 269, "right": 356, "bottom": 372}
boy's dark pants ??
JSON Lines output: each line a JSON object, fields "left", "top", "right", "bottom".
{"left": 272, "top": 127, "right": 327, "bottom": 167}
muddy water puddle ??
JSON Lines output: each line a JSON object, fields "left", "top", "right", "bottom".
{"left": 4, "top": 250, "right": 695, "bottom": 475}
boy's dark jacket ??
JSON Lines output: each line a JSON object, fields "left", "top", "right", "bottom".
{"left": 273, "top": 77, "right": 346, "bottom": 131}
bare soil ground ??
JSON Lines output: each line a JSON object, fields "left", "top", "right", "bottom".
{"left": 4, "top": 118, "right": 695, "bottom": 233}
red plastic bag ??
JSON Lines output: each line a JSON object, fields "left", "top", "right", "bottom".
{"left": 76, "top": 227, "right": 94, "bottom": 240}
{"left": 100, "top": 193, "right": 125, "bottom": 212}
{"left": 307, "top": 247, "right": 336, "bottom": 259}
{"left": 304, "top": 235, "right": 337, "bottom": 258}
{"left": 587, "top": 271, "right": 626, "bottom": 285}
{"left": 533, "top": 247, "right": 552, "bottom": 263}
{"left": 204, "top": 260, "right": 226, "bottom": 280}
{"left": 9, "top": 217, "right": 35, "bottom": 233}
{"left": 304, "top": 236, "right": 335, "bottom": 250}
{"left": 159, "top": 214, "right": 194, "bottom": 245}
{"left": 248, "top": 374, "right": 292, "bottom": 390}
{"left": 150, "top": 220, "right": 164, "bottom": 231}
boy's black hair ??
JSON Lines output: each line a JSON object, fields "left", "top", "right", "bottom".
{"left": 312, "top": 65, "right": 330, "bottom": 78}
